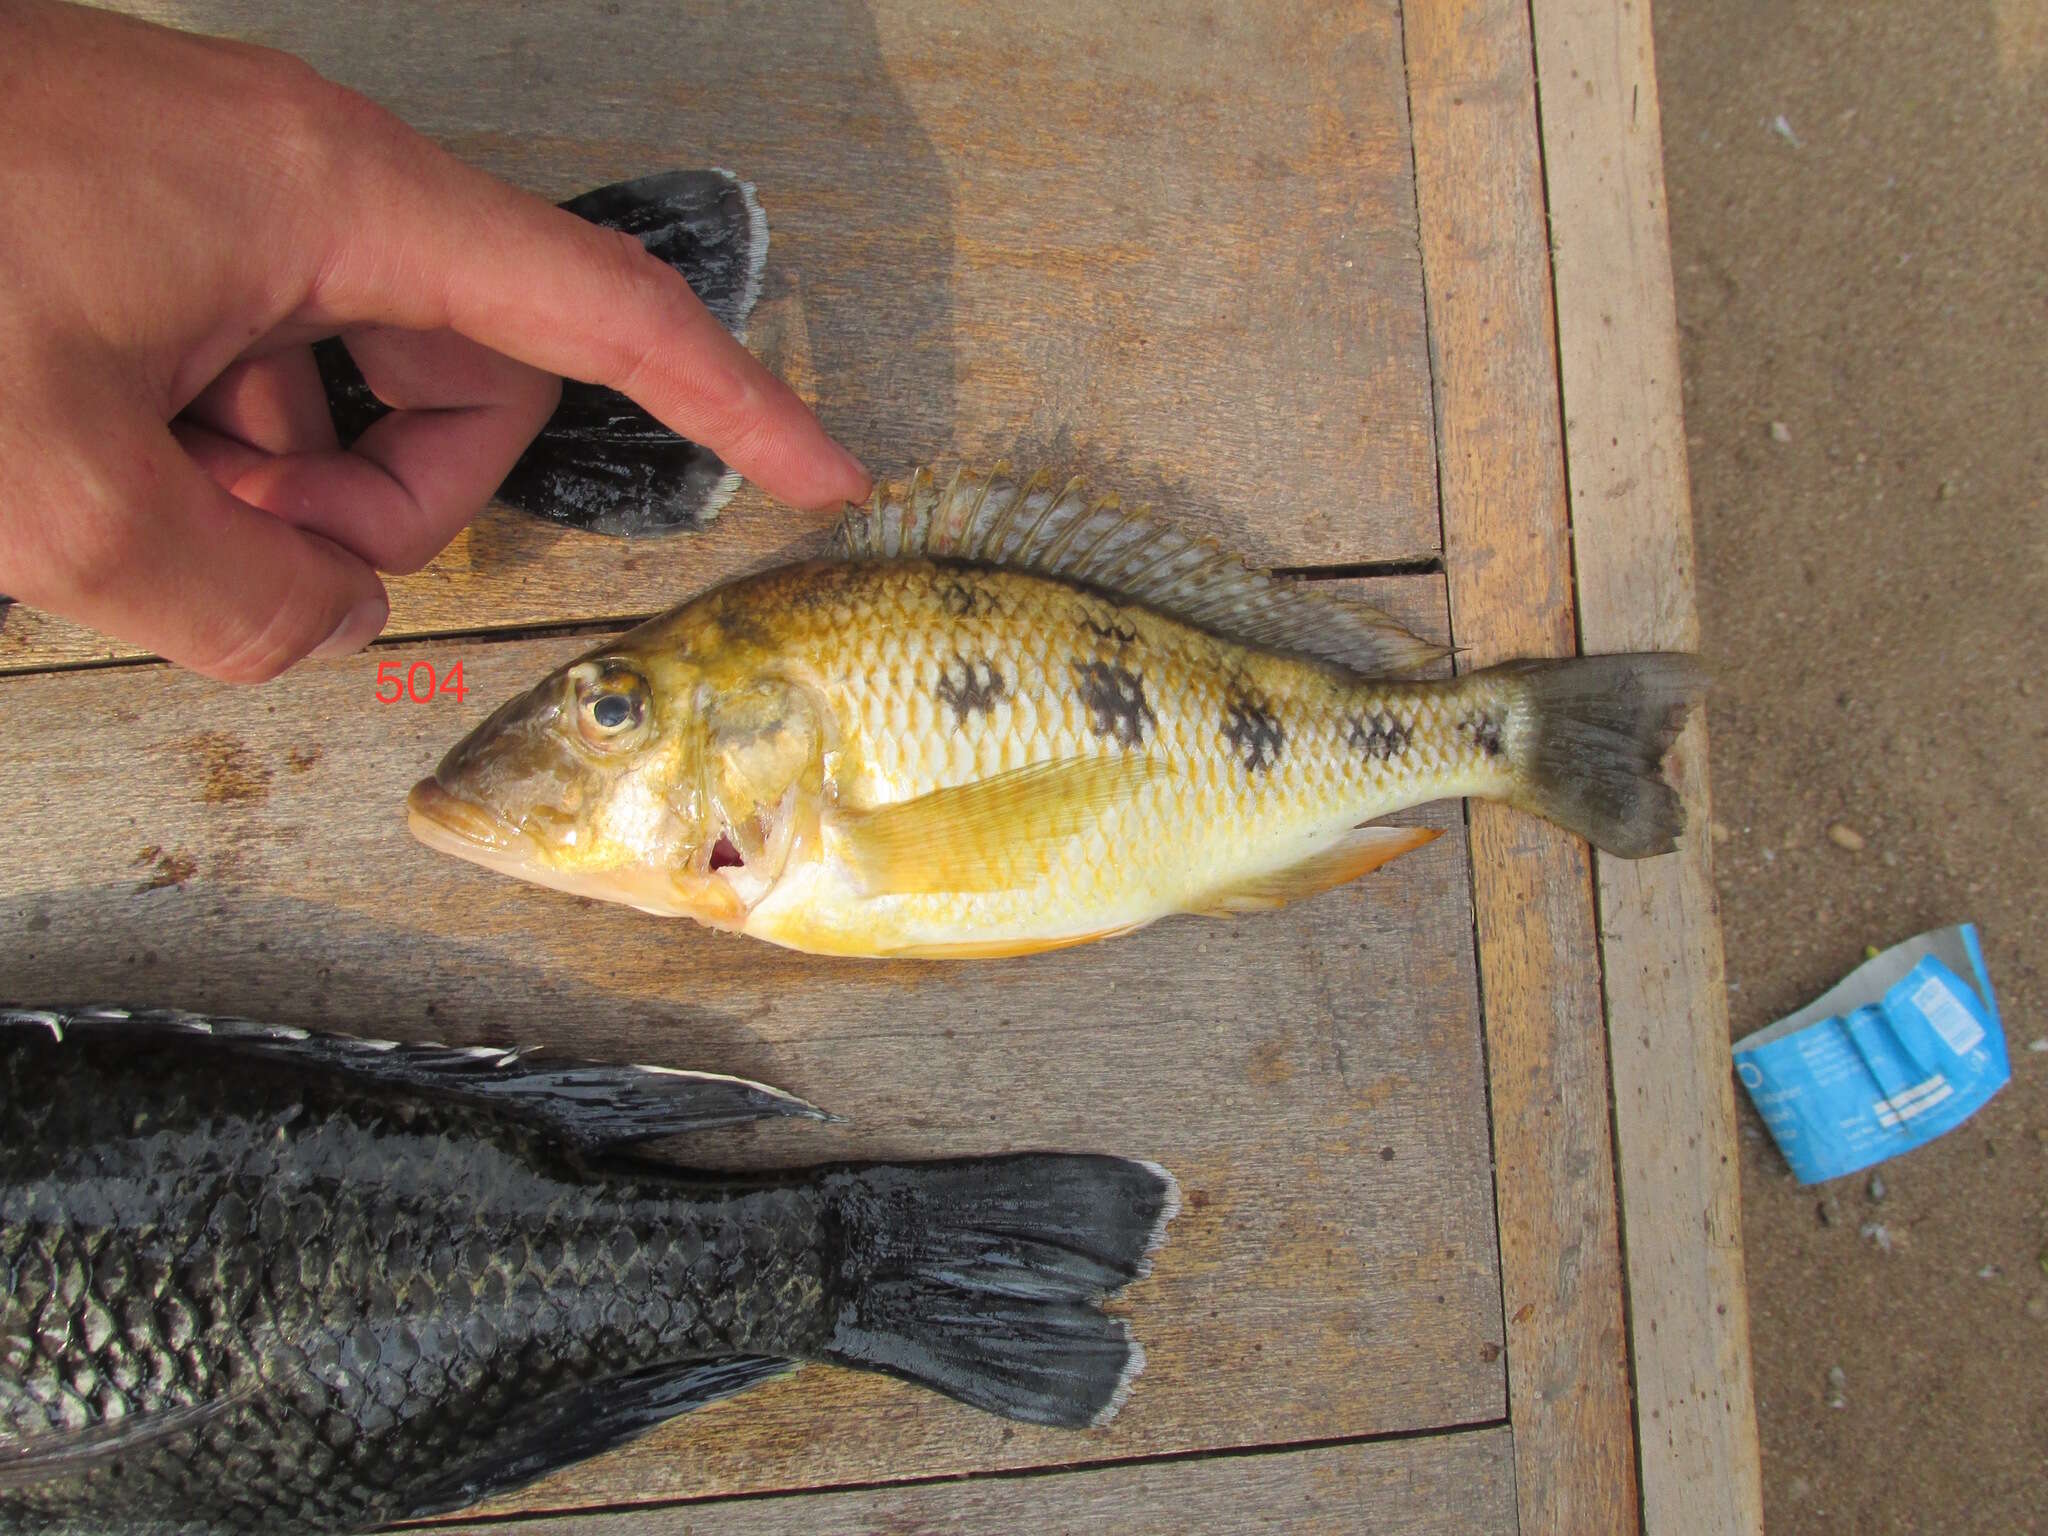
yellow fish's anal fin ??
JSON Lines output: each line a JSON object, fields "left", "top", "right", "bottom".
{"left": 1189, "top": 825, "right": 1442, "bottom": 916}
{"left": 882, "top": 922, "right": 1150, "bottom": 960}
{"left": 838, "top": 755, "right": 1157, "bottom": 896}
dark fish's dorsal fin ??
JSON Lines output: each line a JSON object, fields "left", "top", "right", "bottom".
{"left": 401, "top": 1356, "right": 793, "bottom": 1519}
{"left": 316, "top": 168, "right": 768, "bottom": 538}
{"left": 832, "top": 464, "right": 1450, "bottom": 678}
{"left": 0, "top": 1007, "right": 829, "bottom": 1149}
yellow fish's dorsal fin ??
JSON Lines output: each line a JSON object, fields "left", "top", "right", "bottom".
{"left": 1189, "top": 824, "right": 1443, "bottom": 916}
{"left": 832, "top": 465, "right": 1449, "bottom": 678}
{"left": 838, "top": 754, "right": 1157, "bottom": 896}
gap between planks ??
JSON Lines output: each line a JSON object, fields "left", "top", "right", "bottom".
{"left": 0, "top": 563, "right": 1449, "bottom": 681}
{"left": 407, "top": 1415, "right": 1515, "bottom": 1531}
{"left": 1525, "top": 0, "right": 1765, "bottom": 1532}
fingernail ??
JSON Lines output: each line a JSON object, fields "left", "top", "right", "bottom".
{"left": 311, "top": 596, "right": 389, "bottom": 659}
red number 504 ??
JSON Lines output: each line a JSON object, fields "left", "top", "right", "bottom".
{"left": 375, "top": 660, "right": 468, "bottom": 704}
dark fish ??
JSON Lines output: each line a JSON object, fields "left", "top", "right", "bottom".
{"left": 0, "top": 1008, "right": 1176, "bottom": 1534}
{"left": 316, "top": 168, "right": 769, "bottom": 537}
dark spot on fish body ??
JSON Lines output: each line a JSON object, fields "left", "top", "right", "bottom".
{"left": 713, "top": 605, "right": 772, "bottom": 649}
{"left": 1080, "top": 612, "right": 1138, "bottom": 646}
{"left": 1458, "top": 713, "right": 1505, "bottom": 757}
{"left": 935, "top": 655, "right": 1008, "bottom": 724}
{"left": 1347, "top": 712, "right": 1411, "bottom": 762}
{"left": 1072, "top": 660, "right": 1155, "bottom": 747}
{"left": 937, "top": 579, "right": 987, "bottom": 617}
{"left": 179, "top": 731, "right": 272, "bottom": 805}
{"left": 1222, "top": 699, "right": 1286, "bottom": 772}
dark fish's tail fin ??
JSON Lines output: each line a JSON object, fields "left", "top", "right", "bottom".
{"left": 1494, "top": 653, "right": 1707, "bottom": 858}
{"left": 317, "top": 168, "right": 768, "bottom": 538}
{"left": 819, "top": 1155, "right": 1178, "bottom": 1428}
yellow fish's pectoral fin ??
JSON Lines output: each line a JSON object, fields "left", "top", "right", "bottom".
{"left": 838, "top": 755, "right": 1157, "bottom": 896}
{"left": 881, "top": 922, "right": 1151, "bottom": 960}
{"left": 1189, "top": 824, "right": 1443, "bottom": 916}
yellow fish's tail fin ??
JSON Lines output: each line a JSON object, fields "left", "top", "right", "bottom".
{"left": 1494, "top": 654, "right": 1707, "bottom": 857}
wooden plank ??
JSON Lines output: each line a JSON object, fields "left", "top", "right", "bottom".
{"left": 1402, "top": 4, "right": 1640, "bottom": 1534}
{"left": 440, "top": 1430, "right": 1518, "bottom": 1534}
{"left": 1527, "top": 2, "right": 1763, "bottom": 1531}
{"left": 3, "top": 0, "right": 1440, "bottom": 672}
{"left": 0, "top": 578, "right": 1507, "bottom": 1515}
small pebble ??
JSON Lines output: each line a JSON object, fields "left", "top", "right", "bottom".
{"left": 1825, "top": 1365, "right": 1847, "bottom": 1408}
{"left": 1772, "top": 114, "right": 1802, "bottom": 147}
{"left": 1867, "top": 1172, "right": 1887, "bottom": 1202}
{"left": 1861, "top": 1222, "right": 1892, "bottom": 1253}
{"left": 1881, "top": 850, "right": 1900, "bottom": 868}
{"left": 1938, "top": 479, "right": 1955, "bottom": 500}
{"left": 1828, "top": 823, "right": 1865, "bottom": 852}
{"left": 2030, "top": 1292, "right": 2048, "bottom": 1322}
{"left": 1710, "top": 820, "right": 1731, "bottom": 845}
{"left": 1816, "top": 1195, "right": 1841, "bottom": 1227}
{"left": 1770, "top": 420, "right": 1793, "bottom": 443}
{"left": 1978, "top": 1265, "right": 1999, "bottom": 1279}
{"left": 2027, "top": 1038, "right": 2048, "bottom": 1053}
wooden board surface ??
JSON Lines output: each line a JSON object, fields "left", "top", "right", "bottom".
{"left": 0, "top": 578, "right": 1510, "bottom": 1518}
{"left": 4, "top": 0, "right": 1441, "bottom": 672}
{"left": 1404, "top": 4, "right": 1640, "bottom": 1534}
{"left": 1528, "top": 1, "right": 1765, "bottom": 1531}
{"left": 440, "top": 1429, "right": 1517, "bottom": 1534}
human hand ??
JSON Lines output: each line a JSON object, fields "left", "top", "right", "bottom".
{"left": 0, "top": 0, "right": 871, "bottom": 682}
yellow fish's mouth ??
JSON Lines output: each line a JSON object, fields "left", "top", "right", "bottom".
{"left": 406, "top": 778, "right": 536, "bottom": 862}
{"left": 405, "top": 777, "right": 738, "bottom": 922}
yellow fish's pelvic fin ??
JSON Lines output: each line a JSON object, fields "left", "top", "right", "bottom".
{"left": 835, "top": 464, "right": 1449, "bottom": 678}
{"left": 838, "top": 754, "right": 1158, "bottom": 896}
{"left": 881, "top": 923, "right": 1150, "bottom": 960}
{"left": 1189, "top": 824, "right": 1443, "bottom": 916}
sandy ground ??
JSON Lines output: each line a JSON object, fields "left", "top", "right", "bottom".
{"left": 1655, "top": 2, "right": 2047, "bottom": 1529}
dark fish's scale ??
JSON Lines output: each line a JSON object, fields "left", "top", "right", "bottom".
{"left": 0, "top": 1036, "right": 829, "bottom": 1534}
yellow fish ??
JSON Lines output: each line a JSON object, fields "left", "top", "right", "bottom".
{"left": 408, "top": 467, "right": 1703, "bottom": 958}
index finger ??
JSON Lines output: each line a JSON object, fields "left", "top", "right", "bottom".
{"left": 301, "top": 95, "right": 871, "bottom": 512}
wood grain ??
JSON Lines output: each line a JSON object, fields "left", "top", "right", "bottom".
{"left": 0, "top": 579, "right": 1509, "bottom": 1516}
{"left": 1404, "top": 3, "right": 1641, "bottom": 1533}
{"left": 1528, "top": 1, "right": 1764, "bottom": 1531}
{"left": 438, "top": 1430, "right": 1517, "bottom": 1534}
{"left": 5, "top": 0, "right": 1441, "bottom": 672}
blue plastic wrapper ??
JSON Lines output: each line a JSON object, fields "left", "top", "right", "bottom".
{"left": 1732, "top": 924, "right": 2008, "bottom": 1184}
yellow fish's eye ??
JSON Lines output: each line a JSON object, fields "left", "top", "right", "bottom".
{"left": 573, "top": 664, "right": 650, "bottom": 751}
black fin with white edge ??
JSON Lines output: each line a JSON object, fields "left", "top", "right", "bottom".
{"left": 818, "top": 1153, "right": 1180, "bottom": 1428}
{"left": 835, "top": 464, "right": 1449, "bottom": 678}
{"left": 315, "top": 168, "right": 770, "bottom": 538}
{"left": 402, "top": 1356, "right": 794, "bottom": 1519}
{"left": 0, "top": 1007, "right": 827, "bottom": 1150}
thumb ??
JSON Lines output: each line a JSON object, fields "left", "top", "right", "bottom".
{"left": 13, "top": 422, "right": 389, "bottom": 683}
